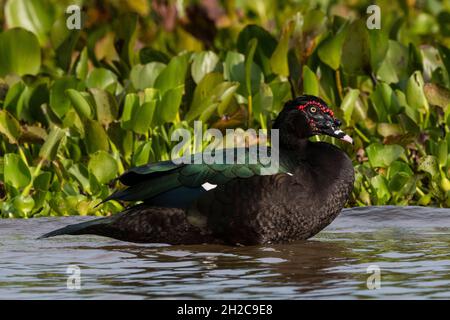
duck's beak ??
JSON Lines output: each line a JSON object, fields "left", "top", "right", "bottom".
{"left": 332, "top": 129, "right": 354, "bottom": 144}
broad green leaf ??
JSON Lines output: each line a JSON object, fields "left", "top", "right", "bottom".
{"left": 50, "top": 16, "right": 80, "bottom": 71}
{"left": 0, "top": 110, "right": 21, "bottom": 144}
{"left": 302, "top": 65, "right": 319, "bottom": 96}
{"left": 121, "top": 93, "right": 140, "bottom": 130}
{"left": 418, "top": 155, "right": 439, "bottom": 177}
{"left": 39, "top": 127, "right": 65, "bottom": 161}
{"left": 370, "top": 175, "right": 391, "bottom": 203}
{"left": 154, "top": 53, "right": 190, "bottom": 94}
{"left": 4, "top": 153, "right": 31, "bottom": 189}
{"left": 366, "top": 143, "right": 405, "bottom": 167}
{"left": 224, "top": 51, "right": 263, "bottom": 96}
{"left": 341, "top": 20, "right": 370, "bottom": 75}
{"left": 88, "top": 151, "right": 118, "bottom": 184}
{"left": 75, "top": 48, "right": 89, "bottom": 80}
{"left": 89, "top": 88, "right": 118, "bottom": 126}
{"left": 253, "top": 83, "right": 273, "bottom": 117}
{"left": 132, "top": 141, "right": 154, "bottom": 166}
{"left": 191, "top": 51, "right": 219, "bottom": 84}
{"left": 340, "top": 89, "right": 359, "bottom": 125}
{"left": 86, "top": 68, "right": 118, "bottom": 93}
{"left": 270, "top": 19, "right": 295, "bottom": 77}
{"left": 318, "top": 25, "right": 348, "bottom": 70}
{"left": 5, "top": 0, "right": 54, "bottom": 44}
{"left": 377, "top": 40, "right": 409, "bottom": 83}
{"left": 84, "top": 120, "right": 110, "bottom": 154}
{"left": 236, "top": 24, "right": 277, "bottom": 76}
{"left": 132, "top": 100, "right": 157, "bottom": 134}
{"left": 156, "top": 85, "right": 184, "bottom": 124}
{"left": 66, "top": 89, "right": 93, "bottom": 119}
{"left": 50, "top": 77, "right": 80, "bottom": 118}
{"left": 368, "top": 28, "right": 389, "bottom": 72}
{"left": 187, "top": 72, "right": 223, "bottom": 121}
{"left": 406, "top": 71, "right": 429, "bottom": 114}
{"left": 130, "top": 62, "right": 166, "bottom": 90}
{"left": 0, "top": 28, "right": 41, "bottom": 76}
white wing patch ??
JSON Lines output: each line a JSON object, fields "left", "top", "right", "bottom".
{"left": 202, "top": 182, "right": 217, "bottom": 191}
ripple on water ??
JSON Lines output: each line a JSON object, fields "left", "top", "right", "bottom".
{"left": 0, "top": 205, "right": 450, "bottom": 299}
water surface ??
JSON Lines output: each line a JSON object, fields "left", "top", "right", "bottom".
{"left": 1, "top": 206, "right": 450, "bottom": 299}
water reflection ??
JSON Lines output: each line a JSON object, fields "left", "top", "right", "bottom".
{"left": 1, "top": 206, "right": 450, "bottom": 299}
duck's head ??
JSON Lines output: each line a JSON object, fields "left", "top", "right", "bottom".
{"left": 273, "top": 95, "right": 353, "bottom": 146}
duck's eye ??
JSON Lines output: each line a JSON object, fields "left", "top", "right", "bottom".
{"left": 310, "top": 107, "right": 317, "bottom": 113}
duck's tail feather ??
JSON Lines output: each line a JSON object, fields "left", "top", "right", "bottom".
{"left": 38, "top": 216, "right": 114, "bottom": 239}
{"left": 38, "top": 205, "right": 217, "bottom": 244}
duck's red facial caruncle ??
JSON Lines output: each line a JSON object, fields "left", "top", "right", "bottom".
{"left": 297, "top": 100, "right": 353, "bottom": 144}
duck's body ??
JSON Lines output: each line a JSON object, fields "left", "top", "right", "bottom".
{"left": 40, "top": 95, "right": 354, "bottom": 245}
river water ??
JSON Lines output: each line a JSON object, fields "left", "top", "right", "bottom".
{"left": 1, "top": 206, "right": 450, "bottom": 299}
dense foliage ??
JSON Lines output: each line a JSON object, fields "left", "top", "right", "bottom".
{"left": 1, "top": 0, "right": 450, "bottom": 218}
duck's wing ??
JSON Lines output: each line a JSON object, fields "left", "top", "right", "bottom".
{"left": 104, "top": 147, "right": 294, "bottom": 205}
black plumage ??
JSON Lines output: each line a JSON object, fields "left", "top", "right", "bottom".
{"left": 40, "top": 95, "right": 355, "bottom": 245}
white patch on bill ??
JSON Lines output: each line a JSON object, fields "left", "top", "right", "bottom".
{"left": 202, "top": 182, "right": 217, "bottom": 191}
{"left": 286, "top": 172, "right": 293, "bottom": 176}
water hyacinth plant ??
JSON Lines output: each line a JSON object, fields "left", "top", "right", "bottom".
{"left": 0, "top": 0, "right": 450, "bottom": 218}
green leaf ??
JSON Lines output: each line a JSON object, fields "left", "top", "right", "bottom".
{"left": 366, "top": 143, "right": 405, "bottom": 167}
{"left": 438, "top": 139, "right": 448, "bottom": 168}
{"left": 318, "top": 25, "right": 348, "bottom": 70}
{"left": 39, "top": 127, "right": 65, "bottom": 161}
{"left": 341, "top": 20, "right": 370, "bottom": 75}
{"left": 406, "top": 71, "right": 429, "bottom": 114}
{"left": 66, "top": 89, "right": 93, "bottom": 119}
{"left": 132, "top": 141, "right": 154, "bottom": 166}
{"left": 120, "top": 93, "right": 139, "bottom": 130}
{"left": 224, "top": 51, "right": 263, "bottom": 96}
{"left": 0, "top": 110, "right": 21, "bottom": 144}
{"left": 130, "top": 62, "right": 166, "bottom": 90}
{"left": 89, "top": 88, "right": 118, "bottom": 126}
{"left": 418, "top": 155, "right": 439, "bottom": 177}
{"left": 154, "top": 53, "right": 190, "bottom": 94}
{"left": 191, "top": 51, "right": 219, "bottom": 84}
{"left": 5, "top": 0, "right": 54, "bottom": 44}
{"left": 370, "top": 175, "right": 391, "bottom": 203}
{"left": 156, "top": 85, "right": 184, "bottom": 124}
{"left": 236, "top": 24, "right": 277, "bottom": 76}
{"left": 84, "top": 120, "right": 110, "bottom": 154}
{"left": 270, "top": 19, "right": 295, "bottom": 77}
{"left": 132, "top": 99, "right": 157, "bottom": 134}
{"left": 86, "top": 68, "right": 118, "bottom": 93}
{"left": 50, "top": 77, "right": 80, "bottom": 118}
{"left": 88, "top": 151, "right": 118, "bottom": 184}
{"left": 4, "top": 153, "right": 31, "bottom": 189}
{"left": 50, "top": 16, "right": 80, "bottom": 71}
{"left": 302, "top": 65, "right": 319, "bottom": 96}
{"left": 0, "top": 28, "right": 41, "bottom": 76}
{"left": 75, "top": 48, "right": 89, "bottom": 80}
{"left": 187, "top": 72, "right": 223, "bottom": 121}
{"left": 377, "top": 40, "right": 409, "bottom": 83}
{"left": 340, "top": 89, "right": 360, "bottom": 125}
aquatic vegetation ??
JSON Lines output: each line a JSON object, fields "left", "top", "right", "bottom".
{"left": 0, "top": 0, "right": 450, "bottom": 217}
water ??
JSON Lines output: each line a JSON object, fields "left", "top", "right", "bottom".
{"left": 1, "top": 206, "right": 450, "bottom": 299}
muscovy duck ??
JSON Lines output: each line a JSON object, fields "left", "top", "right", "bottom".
{"left": 40, "top": 95, "right": 354, "bottom": 245}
